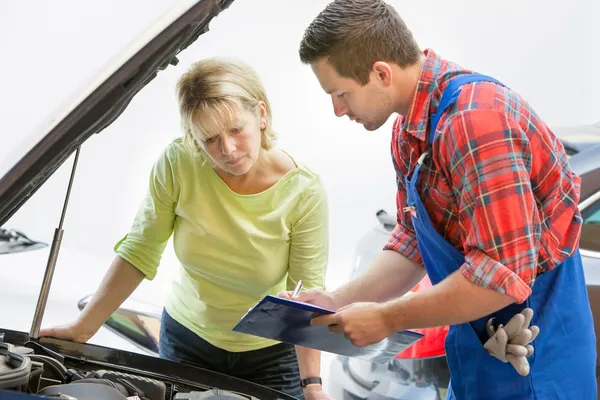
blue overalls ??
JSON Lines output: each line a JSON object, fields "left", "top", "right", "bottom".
{"left": 405, "top": 74, "right": 598, "bottom": 399}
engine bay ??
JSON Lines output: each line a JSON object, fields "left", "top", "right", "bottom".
{"left": 0, "top": 329, "right": 290, "bottom": 400}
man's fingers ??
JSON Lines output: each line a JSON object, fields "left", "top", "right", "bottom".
{"left": 310, "top": 314, "right": 337, "bottom": 327}
{"left": 329, "top": 324, "right": 344, "bottom": 334}
{"left": 310, "top": 314, "right": 344, "bottom": 334}
{"left": 504, "top": 313, "right": 525, "bottom": 339}
{"left": 336, "top": 304, "right": 352, "bottom": 313}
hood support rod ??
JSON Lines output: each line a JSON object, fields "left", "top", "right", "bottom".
{"left": 30, "top": 146, "right": 81, "bottom": 339}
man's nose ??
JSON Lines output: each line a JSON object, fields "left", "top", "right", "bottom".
{"left": 332, "top": 97, "right": 348, "bottom": 118}
{"left": 221, "top": 135, "right": 236, "bottom": 155}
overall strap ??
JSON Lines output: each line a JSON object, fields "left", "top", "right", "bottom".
{"left": 428, "top": 73, "right": 505, "bottom": 145}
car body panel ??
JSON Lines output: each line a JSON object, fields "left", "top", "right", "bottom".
{"left": 553, "top": 122, "right": 600, "bottom": 156}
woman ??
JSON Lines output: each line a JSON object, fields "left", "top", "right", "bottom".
{"left": 40, "top": 58, "right": 330, "bottom": 400}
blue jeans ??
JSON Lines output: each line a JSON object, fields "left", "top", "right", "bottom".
{"left": 159, "top": 309, "right": 303, "bottom": 399}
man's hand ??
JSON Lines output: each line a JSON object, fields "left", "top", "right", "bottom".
{"left": 279, "top": 288, "right": 338, "bottom": 311}
{"left": 310, "top": 302, "right": 393, "bottom": 347}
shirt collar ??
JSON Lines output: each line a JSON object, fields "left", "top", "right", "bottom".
{"left": 401, "top": 49, "right": 468, "bottom": 142}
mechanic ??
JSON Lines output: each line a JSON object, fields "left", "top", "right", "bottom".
{"left": 40, "top": 58, "right": 331, "bottom": 400}
{"left": 285, "top": 0, "right": 597, "bottom": 398}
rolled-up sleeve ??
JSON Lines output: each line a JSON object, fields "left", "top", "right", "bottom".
{"left": 440, "top": 109, "right": 538, "bottom": 303}
{"left": 114, "top": 147, "right": 178, "bottom": 280}
{"left": 383, "top": 188, "right": 422, "bottom": 265}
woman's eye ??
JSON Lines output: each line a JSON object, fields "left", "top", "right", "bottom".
{"left": 204, "top": 136, "right": 217, "bottom": 144}
{"left": 230, "top": 127, "right": 242, "bottom": 134}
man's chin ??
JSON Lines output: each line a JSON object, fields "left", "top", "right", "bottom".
{"left": 361, "top": 121, "right": 383, "bottom": 132}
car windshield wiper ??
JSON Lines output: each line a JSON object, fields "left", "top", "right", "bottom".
{"left": 0, "top": 228, "right": 48, "bottom": 254}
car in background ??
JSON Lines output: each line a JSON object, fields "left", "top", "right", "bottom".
{"left": 327, "top": 132, "right": 600, "bottom": 400}
{"left": 555, "top": 121, "right": 600, "bottom": 156}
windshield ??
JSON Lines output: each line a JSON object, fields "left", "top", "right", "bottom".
{"left": 0, "top": 0, "right": 187, "bottom": 178}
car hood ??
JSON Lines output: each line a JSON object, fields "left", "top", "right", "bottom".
{"left": 0, "top": 0, "right": 234, "bottom": 226}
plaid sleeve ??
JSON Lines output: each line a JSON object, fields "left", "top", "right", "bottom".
{"left": 383, "top": 188, "right": 423, "bottom": 265}
{"left": 439, "top": 109, "right": 537, "bottom": 303}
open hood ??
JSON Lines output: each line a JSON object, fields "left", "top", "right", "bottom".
{"left": 0, "top": 2, "right": 299, "bottom": 398}
{"left": 0, "top": 0, "right": 234, "bottom": 227}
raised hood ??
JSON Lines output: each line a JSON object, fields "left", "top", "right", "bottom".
{"left": 0, "top": 0, "right": 234, "bottom": 226}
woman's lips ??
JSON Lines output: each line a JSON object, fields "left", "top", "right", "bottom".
{"left": 226, "top": 157, "right": 243, "bottom": 165}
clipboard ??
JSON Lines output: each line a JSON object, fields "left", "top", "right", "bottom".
{"left": 232, "top": 295, "right": 424, "bottom": 363}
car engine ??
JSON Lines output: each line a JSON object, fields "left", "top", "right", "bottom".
{"left": 0, "top": 331, "right": 276, "bottom": 400}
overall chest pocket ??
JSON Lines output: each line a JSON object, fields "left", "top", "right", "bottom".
{"left": 401, "top": 164, "right": 458, "bottom": 238}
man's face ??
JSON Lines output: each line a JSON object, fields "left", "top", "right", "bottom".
{"left": 311, "top": 59, "right": 394, "bottom": 131}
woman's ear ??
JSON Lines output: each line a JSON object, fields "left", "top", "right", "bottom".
{"left": 258, "top": 101, "right": 267, "bottom": 129}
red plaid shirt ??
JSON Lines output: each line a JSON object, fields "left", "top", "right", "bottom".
{"left": 384, "top": 49, "right": 583, "bottom": 303}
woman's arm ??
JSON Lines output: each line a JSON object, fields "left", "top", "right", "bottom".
{"left": 40, "top": 256, "right": 145, "bottom": 341}
{"left": 287, "top": 178, "right": 330, "bottom": 398}
{"left": 295, "top": 346, "right": 323, "bottom": 395}
{"left": 40, "top": 146, "right": 179, "bottom": 340}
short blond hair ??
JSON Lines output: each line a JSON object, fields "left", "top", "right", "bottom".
{"left": 176, "top": 58, "right": 276, "bottom": 162}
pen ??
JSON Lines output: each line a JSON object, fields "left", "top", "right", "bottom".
{"left": 292, "top": 279, "right": 303, "bottom": 298}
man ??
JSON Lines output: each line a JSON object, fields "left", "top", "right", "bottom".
{"left": 289, "top": 0, "right": 597, "bottom": 398}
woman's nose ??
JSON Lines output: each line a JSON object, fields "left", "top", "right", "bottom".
{"left": 221, "top": 135, "right": 236, "bottom": 155}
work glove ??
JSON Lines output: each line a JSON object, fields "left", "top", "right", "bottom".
{"left": 483, "top": 308, "right": 540, "bottom": 376}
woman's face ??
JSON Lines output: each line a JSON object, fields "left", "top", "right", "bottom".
{"left": 199, "top": 105, "right": 266, "bottom": 176}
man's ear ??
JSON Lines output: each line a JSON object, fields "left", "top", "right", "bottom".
{"left": 372, "top": 61, "right": 393, "bottom": 87}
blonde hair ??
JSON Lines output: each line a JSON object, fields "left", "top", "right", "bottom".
{"left": 176, "top": 58, "right": 276, "bottom": 162}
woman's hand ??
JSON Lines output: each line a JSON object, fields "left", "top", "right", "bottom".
{"left": 39, "top": 320, "right": 98, "bottom": 343}
{"left": 279, "top": 288, "right": 338, "bottom": 311}
{"left": 303, "top": 384, "right": 333, "bottom": 400}
{"left": 38, "top": 256, "right": 145, "bottom": 344}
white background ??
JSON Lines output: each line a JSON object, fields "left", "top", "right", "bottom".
{"left": 1, "top": 0, "right": 598, "bottom": 390}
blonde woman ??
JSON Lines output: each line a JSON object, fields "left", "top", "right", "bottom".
{"left": 40, "top": 58, "right": 331, "bottom": 400}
